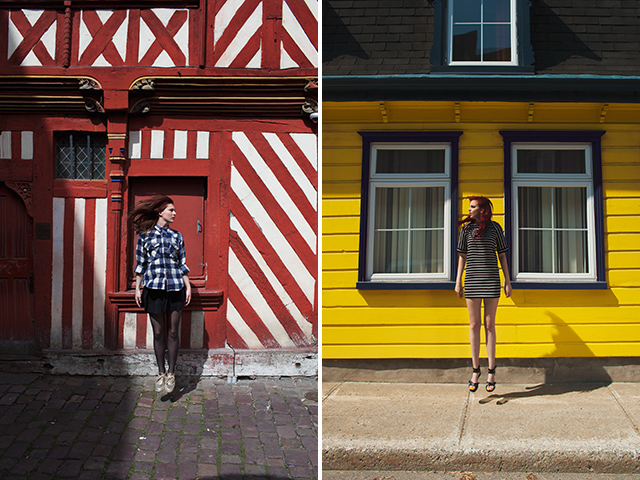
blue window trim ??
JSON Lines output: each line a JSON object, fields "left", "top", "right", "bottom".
{"left": 356, "top": 131, "right": 462, "bottom": 290}
{"left": 500, "top": 130, "right": 607, "bottom": 289}
{"left": 430, "top": 0, "right": 534, "bottom": 75}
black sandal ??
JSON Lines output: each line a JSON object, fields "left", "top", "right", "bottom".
{"left": 468, "top": 367, "right": 480, "bottom": 392}
{"left": 486, "top": 367, "right": 496, "bottom": 392}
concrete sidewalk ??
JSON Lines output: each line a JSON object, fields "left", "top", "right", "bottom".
{"left": 0, "top": 373, "right": 318, "bottom": 479}
{"left": 322, "top": 381, "right": 640, "bottom": 474}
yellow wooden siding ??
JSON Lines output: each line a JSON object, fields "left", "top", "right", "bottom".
{"left": 322, "top": 100, "right": 640, "bottom": 359}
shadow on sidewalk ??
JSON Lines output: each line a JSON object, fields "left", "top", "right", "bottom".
{"left": 478, "top": 381, "right": 611, "bottom": 405}
{"left": 480, "top": 312, "right": 612, "bottom": 405}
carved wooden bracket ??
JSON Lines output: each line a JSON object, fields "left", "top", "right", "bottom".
{"left": 5, "top": 182, "right": 33, "bottom": 217}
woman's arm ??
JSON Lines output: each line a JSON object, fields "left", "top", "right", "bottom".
{"left": 183, "top": 274, "right": 191, "bottom": 306}
{"left": 455, "top": 253, "right": 466, "bottom": 299}
{"left": 498, "top": 252, "right": 512, "bottom": 298}
{"left": 135, "top": 273, "right": 144, "bottom": 307}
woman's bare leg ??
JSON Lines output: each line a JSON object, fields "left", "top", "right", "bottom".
{"left": 483, "top": 297, "right": 500, "bottom": 385}
{"left": 466, "top": 298, "right": 483, "bottom": 383}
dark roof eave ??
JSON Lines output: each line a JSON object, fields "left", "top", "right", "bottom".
{"left": 323, "top": 75, "right": 640, "bottom": 103}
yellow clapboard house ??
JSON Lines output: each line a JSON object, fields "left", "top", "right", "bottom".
{"left": 322, "top": 1, "right": 640, "bottom": 367}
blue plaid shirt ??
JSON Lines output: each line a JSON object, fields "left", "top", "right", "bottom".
{"left": 135, "top": 224, "right": 190, "bottom": 291}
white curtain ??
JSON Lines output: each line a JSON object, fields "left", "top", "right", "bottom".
{"left": 373, "top": 187, "right": 444, "bottom": 274}
{"left": 518, "top": 186, "right": 588, "bottom": 274}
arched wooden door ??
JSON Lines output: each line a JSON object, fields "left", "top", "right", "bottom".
{"left": 0, "top": 183, "right": 36, "bottom": 354}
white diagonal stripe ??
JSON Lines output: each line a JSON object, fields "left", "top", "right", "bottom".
{"left": 230, "top": 166, "right": 315, "bottom": 303}
{"left": 290, "top": 133, "right": 317, "bottom": 171}
{"left": 263, "top": 133, "right": 316, "bottom": 210}
{"left": 283, "top": 1, "right": 317, "bottom": 67}
{"left": 229, "top": 250, "right": 295, "bottom": 348}
{"left": 227, "top": 301, "right": 263, "bottom": 349}
{"left": 215, "top": 3, "right": 262, "bottom": 67}
{"left": 232, "top": 132, "right": 316, "bottom": 252}
{"left": 230, "top": 213, "right": 312, "bottom": 338}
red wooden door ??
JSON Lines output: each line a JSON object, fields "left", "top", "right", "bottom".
{"left": 0, "top": 184, "right": 35, "bottom": 351}
{"left": 129, "top": 177, "right": 206, "bottom": 280}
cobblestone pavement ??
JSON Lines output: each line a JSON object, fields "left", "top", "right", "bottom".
{"left": 0, "top": 373, "right": 318, "bottom": 480}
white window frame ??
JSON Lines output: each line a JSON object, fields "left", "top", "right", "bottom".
{"left": 511, "top": 143, "right": 597, "bottom": 283}
{"left": 366, "top": 143, "right": 452, "bottom": 282}
{"left": 448, "top": 0, "right": 519, "bottom": 66}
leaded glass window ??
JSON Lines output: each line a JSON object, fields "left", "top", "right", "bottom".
{"left": 56, "top": 133, "right": 107, "bottom": 180}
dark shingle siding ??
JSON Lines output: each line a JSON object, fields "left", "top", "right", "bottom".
{"left": 323, "top": 0, "right": 640, "bottom": 77}
{"left": 323, "top": 0, "right": 433, "bottom": 76}
{"left": 531, "top": 0, "right": 640, "bottom": 75}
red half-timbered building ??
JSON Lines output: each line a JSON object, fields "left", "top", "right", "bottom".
{"left": 0, "top": 0, "right": 318, "bottom": 376}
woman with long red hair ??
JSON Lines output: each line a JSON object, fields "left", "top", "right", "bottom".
{"left": 455, "top": 196, "right": 512, "bottom": 393}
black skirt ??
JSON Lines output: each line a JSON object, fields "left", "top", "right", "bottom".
{"left": 142, "top": 287, "right": 186, "bottom": 314}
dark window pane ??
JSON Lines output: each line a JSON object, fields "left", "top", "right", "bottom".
{"left": 483, "top": 24, "right": 511, "bottom": 61}
{"left": 453, "top": 0, "right": 481, "bottom": 23}
{"left": 483, "top": 0, "right": 511, "bottom": 22}
{"left": 452, "top": 25, "right": 480, "bottom": 61}
{"left": 517, "top": 149, "right": 586, "bottom": 174}
{"left": 376, "top": 149, "right": 445, "bottom": 174}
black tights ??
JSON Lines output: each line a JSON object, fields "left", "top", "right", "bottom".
{"left": 149, "top": 310, "right": 182, "bottom": 374}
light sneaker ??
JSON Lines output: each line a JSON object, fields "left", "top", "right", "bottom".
{"left": 155, "top": 373, "right": 166, "bottom": 393}
{"left": 165, "top": 373, "right": 175, "bottom": 393}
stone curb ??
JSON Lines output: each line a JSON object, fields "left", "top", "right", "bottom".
{"left": 322, "top": 447, "right": 640, "bottom": 473}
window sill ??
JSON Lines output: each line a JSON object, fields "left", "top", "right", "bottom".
{"left": 357, "top": 281, "right": 455, "bottom": 290}
{"left": 53, "top": 180, "right": 107, "bottom": 198}
{"left": 511, "top": 281, "right": 608, "bottom": 290}
{"left": 430, "top": 66, "right": 535, "bottom": 75}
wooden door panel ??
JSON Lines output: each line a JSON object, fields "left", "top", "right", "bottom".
{"left": 0, "top": 184, "right": 34, "bottom": 345}
{"left": 129, "top": 177, "right": 206, "bottom": 279}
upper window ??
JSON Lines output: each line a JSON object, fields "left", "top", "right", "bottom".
{"left": 431, "top": 0, "right": 534, "bottom": 73}
{"left": 56, "top": 133, "right": 106, "bottom": 180}
{"left": 449, "top": 0, "right": 516, "bottom": 65}
{"left": 357, "top": 132, "right": 462, "bottom": 289}
{"left": 501, "top": 131, "right": 607, "bottom": 289}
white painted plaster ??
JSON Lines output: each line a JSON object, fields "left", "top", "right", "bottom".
{"left": 230, "top": 166, "right": 315, "bottom": 303}
{"left": 72, "top": 199, "right": 85, "bottom": 349}
{"left": 21, "top": 132, "right": 33, "bottom": 160}
{"left": 230, "top": 214, "right": 312, "bottom": 338}
{"left": 226, "top": 300, "right": 264, "bottom": 349}
{"left": 51, "top": 198, "right": 65, "bottom": 349}
{"left": 233, "top": 132, "right": 316, "bottom": 253}
{"left": 93, "top": 199, "right": 107, "bottom": 349}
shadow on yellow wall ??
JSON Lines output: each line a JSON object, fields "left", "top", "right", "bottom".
{"left": 481, "top": 312, "right": 612, "bottom": 405}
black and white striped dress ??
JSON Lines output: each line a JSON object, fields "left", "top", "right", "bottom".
{"left": 457, "top": 221, "right": 508, "bottom": 299}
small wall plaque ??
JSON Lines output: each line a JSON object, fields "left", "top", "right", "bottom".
{"left": 35, "top": 223, "right": 51, "bottom": 240}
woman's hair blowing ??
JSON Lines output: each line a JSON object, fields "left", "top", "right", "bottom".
{"left": 128, "top": 195, "right": 174, "bottom": 233}
{"left": 457, "top": 196, "right": 493, "bottom": 239}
